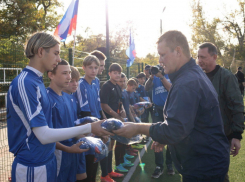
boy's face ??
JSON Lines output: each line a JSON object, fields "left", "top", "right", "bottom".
{"left": 42, "top": 44, "right": 61, "bottom": 72}
{"left": 98, "top": 60, "right": 105, "bottom": 75}
{"left": 49, "top": 65, "right": 71, "bottom": 89}
{"left": 118, "top": 77, "right": 126, "bottom": 89}
{"left": 63, "top": 78, "right": 79, "bottom": 93}
{"left": 83, "top": 62, "right": 99, "bottom": 79}
{"left": 109, "top": 71, "right": 121, "bottom": 82}
{"left": 138, "top": 77, "right": 146, "bottom": 85}
{"left": 127, "top": 85, "right": 136, "bottom": 93}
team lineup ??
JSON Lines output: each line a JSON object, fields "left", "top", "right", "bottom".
{"left": 7, "top": 30, "right": 244, "bottom": 182}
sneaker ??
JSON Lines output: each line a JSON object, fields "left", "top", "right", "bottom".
{"left": 132, "top": 144, "right": 144, "bottom": 149}
{"left": 126, "top": 150, "right": 137, "bottom": 156}
{"left": 167, "top": 165, "right": 175, "bottom": 175}
{"left": 151, "top": 166, "right": 163, "bottom": 178}
{"left": 108, "top": 171, "right": 124, "bottom": 178}
{"left": 115, "top": 164, "right": 129, "bottom": 173}
{"left": 124, "top": 153, "right": 134, "bottom": 159}
{"left": 123, "top": 158, "right": 134, "bottom": 167}
{"left": 101, "top": 175, "right": 115, "bottom": 182}
{"left": 123, "top": 162, "right": 134, "bottom": 167}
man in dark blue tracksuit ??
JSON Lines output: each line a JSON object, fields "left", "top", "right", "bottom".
{"left": 114, "top": 30, "right": 230, "bottom": 182}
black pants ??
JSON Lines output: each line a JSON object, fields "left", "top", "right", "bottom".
{"left": 83, "top": 154, "right": 98, "bottom": 182}
{"left": 115, "top": 141, "right": 126, "bottom": 166}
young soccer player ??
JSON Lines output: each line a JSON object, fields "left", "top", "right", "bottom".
{"left": 90, "top": 50, "right": 121, "bottom": 182}
{"left": 47, "top": 60, "right": 88, "bottom": 182}
{"left": 63, "top": 66, "right": 87, "bottom": 181}
{"left": 100, "top": 63, "right": 126, "bottom": 180}
{"left": 118, "top": 73, "right": 137, "bottom": 160}
{"left": 136, "top": 72, "right": 152, "bottom": 124}
{"left": 7, "top": 32, "right": 111, "bottom": 182}
{"left": 76, "top": 55, "right": 107, "bottom": 182}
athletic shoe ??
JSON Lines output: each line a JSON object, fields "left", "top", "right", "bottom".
{"left": 123, "top": 158, "right": 134, "bottom": 167}
{"left": 124, "top": 153, "right": 134, "bottom": 159}
{"left": 101, "top": 175, "right": 115, "bottom": 182}
{"left": 108, "top": 171, "right": 124, "bottom": 178}
{"left": 115, "top": 164, "right": 129, "bottom": 173}
{"left": 151, "top": 166, "right": 163, "bottom": 178}
{"left": 167, "top": 164, "right": 175, "bottom": 175}
{"left": 126, "top": 150, "right": 137, "bottom": 156}
{"left": 123, "top": 162, "right": 134, "bottom": 167}
{"left": 132, "top": 144, "right": 144, "bottom": 149}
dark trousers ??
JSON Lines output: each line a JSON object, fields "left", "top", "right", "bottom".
{"left": 182, "top": 174, "right": 226, "bottom": 182}
{"left": 83, "top": 154, "right": 98, "bottom": 182}
{"left": 153, "top": 105, "right": 173, "bottom": 169}
{"left": 115, "top": 141, "right": 126, "bottom": 166}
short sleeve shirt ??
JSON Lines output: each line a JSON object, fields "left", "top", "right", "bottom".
{"left": 100, "top": 80, "right": 122, "bottom": 118}
{"left": 76, "top": 77, "right": 102, "bottom": 119}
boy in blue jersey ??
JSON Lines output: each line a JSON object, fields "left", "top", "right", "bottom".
{"left": 90, "top": 50, "right": 106, "bottom": 90}
{"left": 90, "top": 50, "right": 122, "bottom": 181}
{"left": 62, "top": 66, "right": 87, "bottom": 182}
{"left": 136, "top": 72, "right": 152, "bottom": 123}
{"left": 76, "top": 55, "right": 109, "bottom": 182}
{"left": 7, "top": 32, "right": 112, "bottom": 182}
{"left": 47, "top": 60, "right": 89, "bottom": 182}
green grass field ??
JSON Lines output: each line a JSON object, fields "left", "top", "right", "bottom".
{"left": 96, "top": 98, "right": 245, "bottom": 182}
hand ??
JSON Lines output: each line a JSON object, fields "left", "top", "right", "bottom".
{"left": 230, "top": 138, "right": 241, "bottom": 157}
{"left": 137, "top": 108, "right": 145, "bottom": 116}
{"left": 113, "top": 122, "right": 139, "bottom": 138}
{"left": 155, "top": 71, "right": 164, "bottom": 78}
{"left": 120, "top": 110, "right": 126, "bottom": 118}
{"left": 100, "top": 136, "right": 109, "bottom": 143}
{"left": 91, "top": 120, "right": 114, "bottom": 136}
{"left": 145, "top": 103, "right": 152, "bottom": 109}
{"left": 151, "top": 141, "right": 165, "bottom": 153}
{"left": 101, "top": 136, "right": 109, "bottom": 144}
{"left": 68, "top": 141, "right": 89, "bottom": 153}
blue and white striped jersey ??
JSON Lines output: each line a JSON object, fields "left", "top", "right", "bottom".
{"left": 76, "top": 77, "right": 102, "bottom": 119}
{"left": 7, "top": 67, "right": 55, "bottom": 165}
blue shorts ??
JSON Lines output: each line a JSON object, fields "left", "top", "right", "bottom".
{"left": 77, "top": 152, "right": 86, "bottom": 174}
{"left": 11, "top": 154, "right": 57, "bottom": 182}
{"left": 55, "top": 149, "right": 78, "bottom": 182}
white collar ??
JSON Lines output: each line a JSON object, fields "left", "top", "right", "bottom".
{"left": 26, "top": 66, "right": 43, "bottom": 77}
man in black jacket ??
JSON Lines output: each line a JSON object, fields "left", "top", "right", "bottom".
{"left": 114, "top": 30, "right": 230, "bottom": 182}
{"left": 235, "top": 66, "right": 244, "bottom": 96}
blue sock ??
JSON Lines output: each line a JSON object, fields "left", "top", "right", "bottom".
{"left": 107, "top": 151, "right": 113, "bottom": 173}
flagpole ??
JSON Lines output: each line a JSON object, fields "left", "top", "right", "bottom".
{"left": 72, "top": 30, "right": 76, "bottom": 66}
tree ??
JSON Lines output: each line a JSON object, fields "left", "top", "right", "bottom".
{"left": 0, "top": 0, "right": 62, "bottom": 41}
{"left": 190, "top": 0, "right": 231, "bottom": 67}
{"left": 222, "top": 0, "right": 245, "bottom": 60}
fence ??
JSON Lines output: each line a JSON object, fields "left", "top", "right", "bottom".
{"left": 0, "top": 37, "right": 145, "bottom": 181}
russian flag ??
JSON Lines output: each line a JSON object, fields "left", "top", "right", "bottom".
{"left": 126, "top": 30, "right": 136, "bottom": 67}
{"left": 54, "top": 0, "right": 79, "bottom": 42}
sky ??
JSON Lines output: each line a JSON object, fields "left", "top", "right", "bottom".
{"left": 56, "top": 0, "right": 239, "bottom": 58}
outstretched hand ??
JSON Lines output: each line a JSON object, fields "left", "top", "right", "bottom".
{"left": 91, "top": 120, "right": 114, "bottom": 137}
{"left": 113, "top": 122, "right": 139, "bottom": 138}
